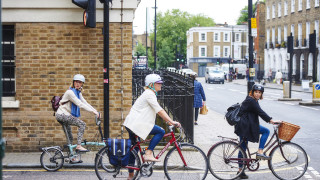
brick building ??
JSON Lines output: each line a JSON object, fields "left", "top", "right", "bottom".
{"left": 186, "top": 25, "right": 248, "bottom": 77}
{"left": 2, "top": 0, "right": 139, "bottom": 152}
{"left": 264, "top": 0, "right": 320, "bottom": 82}
{"left": 254, "top": 1, "right": 266, "bottom": 77}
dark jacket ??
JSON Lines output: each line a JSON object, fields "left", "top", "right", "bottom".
{"left": 194, "top": 80, "right": 206, "bottom": 108}
{"left": 234, "top": 96, "right": 272, "bottom": 142}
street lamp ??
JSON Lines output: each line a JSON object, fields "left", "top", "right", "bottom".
{"left": 247, "top": 0, "right": 255, "bottom": 94}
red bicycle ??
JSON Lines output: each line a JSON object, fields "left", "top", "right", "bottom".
{"left": 94, "top": 125, "right": 209, "bottom": 180}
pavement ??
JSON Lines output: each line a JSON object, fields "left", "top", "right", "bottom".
{"left": 2, "top": 78, "right": 312, "bottom": 170}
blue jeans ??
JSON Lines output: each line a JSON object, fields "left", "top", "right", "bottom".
{"left": 238, "top": 125, "right": 270, "bottom": 168}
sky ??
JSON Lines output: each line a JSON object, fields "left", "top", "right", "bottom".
{"left": 133, "top": 0, "right": 258, "bottom": 34}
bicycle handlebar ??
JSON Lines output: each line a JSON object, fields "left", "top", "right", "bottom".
{"left": 95, "top": 112, "right": 101, "bottom": 126}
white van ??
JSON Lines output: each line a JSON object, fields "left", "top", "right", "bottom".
{"left": 221, "top": 64, "right": 246, "bottom": 79}
{"left": 205, "top": 66, "right": 224, "bottom": 84}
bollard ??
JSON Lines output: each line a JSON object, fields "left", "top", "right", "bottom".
{"left": 312, "top": 83, "right": 320, "bottom": 103}
{"left": 283, "top": 81, "right": 290, "bottom": 98}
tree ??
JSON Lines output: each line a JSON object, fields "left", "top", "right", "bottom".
{"left": 134, "top": 42, "right": 146, "bottom": 56}
{"left": 149, "top": 9, "right": 215, "bottom": 68}
{"left": 236, "top": 5, "right": 256, "bottom": 25}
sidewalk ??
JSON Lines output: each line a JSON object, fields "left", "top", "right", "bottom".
{"left": 2, "top": 108, "right": 270, "bottom": 171}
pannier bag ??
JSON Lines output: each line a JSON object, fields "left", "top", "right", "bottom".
{"left": 107, "top": 138, "right": 132, "bottom": 166}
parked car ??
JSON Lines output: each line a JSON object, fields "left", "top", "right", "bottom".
{"left": 166, "top": 67, "right": 176, "bottom": 72}
{"left": 180, "top": 68, "right": 197, "bottom": 76}
{"left": 205, "top": 68, "right": 224, "bottom": 84}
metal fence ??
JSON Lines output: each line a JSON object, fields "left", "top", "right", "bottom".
{"left": 132, "top": 69, "right": 195, "bottom": 143}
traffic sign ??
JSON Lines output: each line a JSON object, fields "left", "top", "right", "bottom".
{"left": 251, "top": 18, "right": 257, "bottom": 28}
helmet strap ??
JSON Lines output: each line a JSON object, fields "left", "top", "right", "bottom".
{"left": 148, "top": 83, "right": 157, "bottom": 96}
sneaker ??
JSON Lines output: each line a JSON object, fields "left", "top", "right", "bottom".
{"left": 256, "top": 153, "right": 271, "bottom": 160}
{"left": 194, "top": 122, "right": 198, "bottom": 125}
{"left": 237, "top": 171, "right": 249, "bottom": 179}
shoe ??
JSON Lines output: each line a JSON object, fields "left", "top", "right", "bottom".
{"left": 256, "top": 153, "right": 271, "bottom": 160}
{"left": 143, "top": 154, "right": 160, "bottom": 162}
{"left": 237, "top": 171, "right": 249, "bottom": 179}
{"left": 194, "top": 122, "right": 198, "bottom": 125}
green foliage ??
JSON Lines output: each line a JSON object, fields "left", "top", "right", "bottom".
{"left": 236, "top": 5, "right": 256, "bottom": 25}
{"left": 149, "top": 9, "right": 215, "bottom": 68}
{"left": 135, "top": 42, "right": 146, "bottom": 56}
{"left": 147, "top": 48, "right": 154, "bottom": 69}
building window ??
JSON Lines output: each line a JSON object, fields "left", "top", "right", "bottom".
{"left": 278, "top": 2, "right": 282, "bottom": 17}
{"left": 214, "top": 46, "right": 220, "bottom": 57}
{"left": 291, "top": 24, "right": 295, "bottom": 37}
{"left": 306, "top": 22, "right": 310, "bottom": 40}
{"left": 307, "top": 0, "right": 311, "bottom": 9}
{"left": 291, "top": 0, "right": 295, "bottom": 12}
{"left": 298, "top": 23, "right": 302, "bottom": 46}
{"left": 272, "top": 27, "right": 276, "bottom": 44}
{"left": 199, "top": 46, "right": 207, "bottom": 57}
{"left": 214, "top": 32, "right": 220, "bottom": 42}
{"left": 224, "top": 32, "right": 230, "bottom": 42}
{"left": 223, "top": 46, "right": 230, "bottom": 57}
{"left": 284, "top": 25, "right": 288, "bottom": 40}
{"left": 267, "top": 6, "right": 270, "bottom": 19}
{"left": 235, "top": 33, "right": 241, "bottom": 42}
{"left": 315, "top": 20, "right": 319, "bottom": 44}
{"left": 284, "top": 1, "right": 288, "bottom": 15}
{"left": 272, "top": 4, "right": 276, "bottom": 18}
{"left": 199, "top": 32, "right": 206, "bottom": 42}
{"left": 316, "top": 0, "right": 319, "bottom": 7}
{"left": 278, "top": 26, "right": 282, "bottom": 44}
{"left": 308, "top": 55, "right": 313, "bottom": 76}
{"left": 298, "top": 0, "right": 302, "bottom": 11}
{"left": 2, "top": 25, "right": 16, "bottom": 97}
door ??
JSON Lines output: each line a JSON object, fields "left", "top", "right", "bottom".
{"left": 198, "top": 64, "right": 206, "bottom": 77}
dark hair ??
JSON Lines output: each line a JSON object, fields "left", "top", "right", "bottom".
{"left": 249, "top": 90, "right": 263, "bottom": 100}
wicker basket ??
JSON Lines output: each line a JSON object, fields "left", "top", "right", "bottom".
{"left": 278, "top": 121, "right": 300, "bottom": 141}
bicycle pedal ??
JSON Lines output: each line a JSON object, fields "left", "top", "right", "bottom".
{"left": 69, "top": 160, "right": 83, "bottom": 164}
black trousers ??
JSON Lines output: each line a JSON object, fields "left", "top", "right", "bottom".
{"left": 195, "top": 108, "right": 200, "bottom": 121}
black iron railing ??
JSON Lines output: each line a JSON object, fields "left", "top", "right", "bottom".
{"left": 132, "top": 69, "right": 195, "bottom": 143}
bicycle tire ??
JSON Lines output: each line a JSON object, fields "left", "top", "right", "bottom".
{"left": 207, "top": 141, "right": 246, "bottom": 180}
{"left": 95, "top": 146, "right": 141, "bottom": 180}
{"left": 268, "top": 141, "right": 308, "bottom": 180}
{"left": 164, "top": 143, "right": 208, "bottom": 180}
{"left": 40, "top": 147, "right": 64, "bottom": 171}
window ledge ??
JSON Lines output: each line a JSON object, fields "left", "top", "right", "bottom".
{"left": 2, "top": 97, "right": 20, "bottom": 108}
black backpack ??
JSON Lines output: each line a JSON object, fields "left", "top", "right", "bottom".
{"left": 225, "top": 103, "right": 243, "bottom": 126}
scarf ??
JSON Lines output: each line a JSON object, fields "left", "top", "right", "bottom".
{"left": 70, "top": 87, "right": 81, "bottom": 117}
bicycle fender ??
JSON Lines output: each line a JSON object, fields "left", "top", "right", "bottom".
{"left": 40, "top": 146, "right": 62, "bottom": 152}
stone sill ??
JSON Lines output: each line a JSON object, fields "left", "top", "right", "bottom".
{"left": 2, "top": 97, "right": 20, "bottom": 108}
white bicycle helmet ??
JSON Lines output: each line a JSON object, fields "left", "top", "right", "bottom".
{"left": 73, "top": 74, "right": 85, "bottom": 83}
{"left": 145, "top": 74, "right": 163, "bottom": 86}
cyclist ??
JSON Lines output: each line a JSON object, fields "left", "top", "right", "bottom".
{"left": 56, "top": 74, "right": 100, "bottom": 152}
{"left": 123, "top": 74, "right": 181, "bottom": 179}
{"left": 234, "top": 84, "right": 279, "bottom": 179}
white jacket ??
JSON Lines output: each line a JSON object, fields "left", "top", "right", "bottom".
{"left": 123, "top": 89, "right": 163, "bottom": 140}
{"left": 56, "top": 89, "right": 97, "bottom": 116}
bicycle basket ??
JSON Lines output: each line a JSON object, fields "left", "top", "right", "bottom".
{"left": 278, "top": 121, "right": 300, "bottom": 141}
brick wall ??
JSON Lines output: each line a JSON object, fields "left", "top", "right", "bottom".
{"left": 3, "top": 22, "right": 132, "bottom": 152}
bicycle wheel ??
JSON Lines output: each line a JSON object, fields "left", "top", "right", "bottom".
{"left": 164, "top": 143, "right": 208, "bottom": 180}
{"left": 40, "top": 147, "right": 64, "bottom": 171}
{"left": 268, "top": 141, "right": 308, "bottom": 180}
{"left": 207, "top": 141, "right": 246, "bottom": 180}
{"left": 95, "top": 146, "right": 141, "bottom": 180}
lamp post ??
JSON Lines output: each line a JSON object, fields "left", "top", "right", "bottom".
{"left": 247, "top": 0, "right": 255, "bottom": 94}
{"left": 154, "top": 0, "right": 157, "bottom": 70}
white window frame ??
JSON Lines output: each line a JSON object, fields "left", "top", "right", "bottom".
{"left": 223, "top": 32, "right": 230, "bottom": 42}
{"left": 306, "top": 0, "right": 311, "bottom": 9}
{"left": 316, "top": 0, "right": 319, "bottom": 7}
{"left": 291, "top": 24, "right": 295, "bottom": 37}
{"left": 291, "top": 0, "right": 295, "bottom": 13}
{"left": 308, "top": 55, "right": 313, "bottom": 76}
{"left": 235, "top": 33, "right": 241, "bottom": 42}
{"left": 267, "top": 29, "right": 270, "bottom": 44}
{"left": 306, "top": 22, "right": 310, "bottom": 40}
{"left": 315, "top": 20, "right": 319, "bottom": 44}
{"left": 272, "top": 4, "right": 276, "bottom": 18}
{"left": 284, "top": 1, "right": 288, "bottom": 16}
{"left": 214, "top": 32, "right": 220, "bottom": 42}
{"left": 278, "top": 26, "right": 282, "bottom": 44}
{"left": 213, "top": 46, "right": 220, "bottom": 57}
{"left": 272, "top": 27, "right": 276, "bottom": 44}
{"left": 199, "top": 32, "right": 207, "bottom": 42}
{"left": 267, "top": 6, "right": 270, "bottom": 19}
{"left": 199, "top": 46, "right": 207, "bottom": 57}
{"left": 223, "top": 46, "right": 230, "bottom": 57}
{"left": 278, "top": 2, "right": 282, "bottom": 17}
{"left": 284, "top": 26, "right": 288, "bottom": 41}
{"left": 298, "top": 0, "right": 302, "bottom": 11}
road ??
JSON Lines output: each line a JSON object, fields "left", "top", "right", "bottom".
{"left": 200, "top": 77, "right": 320, "bottom": 180}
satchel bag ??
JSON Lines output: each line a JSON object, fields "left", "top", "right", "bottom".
{"left": 200, "top": 105, "right": 208, "bottom": 115}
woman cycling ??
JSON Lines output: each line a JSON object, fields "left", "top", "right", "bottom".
{"left": 56, "top": 74, "right": 100, "bottom": 152}
{"left": 123, "top": 74, "right": 181, "bottom": 179}
{"left": 234, "top": 84, "right": 280, "bottom": 179}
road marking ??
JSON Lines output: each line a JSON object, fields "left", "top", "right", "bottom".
{"left": 282, "top": 102, "right": 295, "bottom": 105}
{"left": 300, "top": 106, "right": 319, "bottom": 111}
{"left": 240, "top": 92, "right": 247, "bottom": 95}
{"left": 217, "top": 87, "right": 225, "bottom": 89}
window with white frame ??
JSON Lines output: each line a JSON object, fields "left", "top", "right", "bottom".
{"left": 278, "top": 2, "right": 282, "bottom": 17}
{"left": 278, "top": 26, "right": 282, "bottom": 43}
{"left": 298, "top": 23, "right": 302, "bottom": 43}
{"left": 223, "top": 46, "right": 230, "bottom": 57}
{"left": 284, "top": 1, "right": 288, "bottom": 15}
{"left": 284, "top": 25, "right": 288, "bottom": 40}
{"left": 315, "top": 20, "right": 319, "bottom": 44}
{"left": 298, "top": 0, "right": 302, "bottom": 11}
{"left": 291, "top": 24, "right": 295, "bottom": 37}
{"left": 272, "top": 27, "right": 275, "bottom": 44}
{"left": 306, "top": 22, "right": 310, "bottom": 40}
{"left": 308, "top": 55, "right": 313, "bottom": 76}
{"left": 306, "top": 0, "right": 310, "bottom": 9}
{"left": 267, "top": 6, "right": 270, "bottom": 19}
{"left": 199, "top": 46, "right": 207, "bottom": 57}
{"left": 199, "top": 32, "right": 207, "bottom": 42}
{"left": 235, "top": 33, "right": 241, "bottom": 42}
{"left": 272, "top": 4, "right": 276, "bottom": 18}
{"left": 291, "top": 0, "right": 295, "bottom": 12}
{"left": 214, "top": 46, "right": 220, "bottom": 57}
{"left": 214, "top": 32, "right": 220, "bottom": 42}
{"left": 316, "top": 0, "right": 319, "bottom": 7}
{"left": 224, "top": 32, "right": 230, "bottom": 42}
{"left": 267, "top": 29, "right": 270, "bottom": 44}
